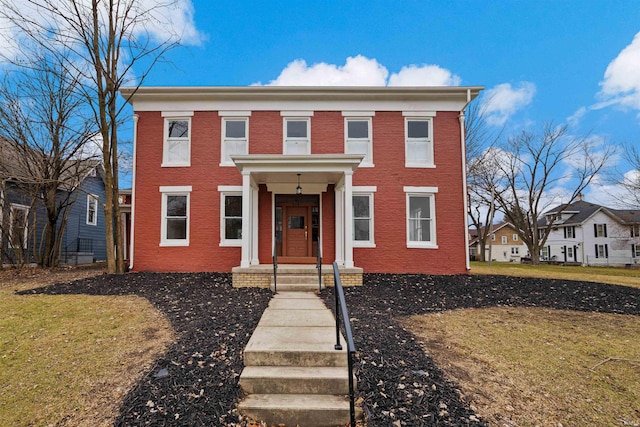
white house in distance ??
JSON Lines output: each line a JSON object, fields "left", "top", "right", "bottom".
{"left": 539, "top": 198, "right": 640, "bottom": 266}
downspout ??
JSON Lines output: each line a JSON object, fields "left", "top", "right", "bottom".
{"left": 460, "top": 89, "right": 472, "bottom": 271}
{"left": 129, "top": 114, "right": 139, "bottom": 270}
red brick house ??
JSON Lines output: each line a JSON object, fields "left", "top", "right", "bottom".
{"left": 120, "top": 86, "right": 481, "bottom": 284}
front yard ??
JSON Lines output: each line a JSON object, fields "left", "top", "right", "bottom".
{"left": 1, "top": 267, "right": 639, "bottom": 426}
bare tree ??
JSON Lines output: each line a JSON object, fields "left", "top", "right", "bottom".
{"left": 611, "top": 143, "right": 640, "bottom": 208}
{"left": 0, "top": 0, "right": 187, "bottom": 273}
{"left": 0, "top": 52, "right": 98, "bottom": 267}
{"left": 465, "top": 96, "right": 503, "bottom": 262}
{"left": 492, "top": 123, "right": 613, "bottom": 264}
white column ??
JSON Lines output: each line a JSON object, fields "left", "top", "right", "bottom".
{"left": 334, "top": 183, "right": 344, "bottom": 266}
{"left": 241, "top": 172, "right": 251, "bottom": 268}
{"left": 251, "top": 182, "right": 259, "bottom": 265}
{"left": 344, "top": 172, "right": 354, "bottom": 268}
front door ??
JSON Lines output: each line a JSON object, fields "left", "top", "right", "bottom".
{"left": 275, "top": 194, "right": 319, "bottom": 263}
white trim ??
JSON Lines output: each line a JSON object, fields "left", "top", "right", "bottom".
{"left": 162, "top": 116, "right": 191, "bottom": 167}
{"left": 403, "top": 186, "right": 438, "bottom": 193}
{"left": 160, "top": 185, "right": 192, "bottom": 192}
{"left": 9, "top": 203, "right": 29, "bottom": 249}
{"left": 353, "top": 186, "right": 377, "bottom": 192}
{"left": 221, "top": 117, "right": 249, "bottom": 166}
{"left": 130, "top": 114, "right": 139, "bottom": 269}
{"left": 342, "top": 111, "right": 376, "bottom": 117}
{"left": 219, "top": 190, "right": 243, "bottom": 247}
{"left": 159, "top": 188, "right": 191, "bottom": 247}
{"left": 352, "top": 191, "right": 376, "bottom": 248}
{"left": 344, "top": 117, "right": 373, "bottom": 167}
{"left": 218, "top": 110, "right": 252, "bottom": 116}
{"left": 283, "top": 117, "right": 311, "bottom": 155}
{"left": 404, "top": 190, "right": 438, "bottom": 249}
{"left": 86, "top": 194, "right": 98, "bottom": 226}
{"left": 404, "top": 117, "right": 435, "bottom": 168}
{"left": 161, "top": 110, "right": 194, "bottom": 117}
{"left": 402, "top": 111, "right": 436, "bottom": 117}
{"left": 280, "top": 110, "right": 314, "bottom": 117}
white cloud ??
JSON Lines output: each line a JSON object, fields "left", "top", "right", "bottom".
{"left": 597, "top": 31, "right": 640, "bottom": 113}
{"left": 262, "top": 55, "right": 388, "bottom": 86}
{"left": 482, "top": 82, "right": 536, "bottom": 126}
{"left": 567, "top": 106, "right": 588, "bottom": 128}
{"left": 259, "top": 55, "right": 462, "bottom": 87}
{"left": 388, "top": 64, "right": 461, "bottom": 86}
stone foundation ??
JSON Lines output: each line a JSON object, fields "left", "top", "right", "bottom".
{"left": 232, "top": 264, "right": 363, "bottom": 288}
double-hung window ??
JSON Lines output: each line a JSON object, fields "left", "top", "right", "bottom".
{"left": 501, "top": 236, "right": 508, "bottom": 244}
{"left": 344, "top": 114, "right": 373, "bottom": 167}
{"left": 631, "top": 225, "right": 640, "bottom": 237}
{"left": 404, "top": 186, "right": 437, "bottom": 248}
{"left": 633, "top": 244, "right": 640, "bottom": 258}
{"left": 594, "top": 223, "right": 607, "bottom": 238}
{"left": 352, "top": 187, "right": 376, "bottom": 247}
{"left": 10, "top": 204, "right": 29, "bottom": 248}
{"left": 511, "top": 247, "right": 520, "bottom": 255}
{"left": 162, "top": 111, "right": 193, "bottom": 167}
{"left": 219, "top": 186, "right": 242, "bottom": 246}
{"left": 86, "top": 194, "right": 98, "bottom": 226}
{"left": 283, "top": 113, "right": 312, "bottom": 154}
{"left": 404, "top": 113, "right": 435, "bottom": 168}
{"left": 565, "top": 226, "right": 575, "bottom": 239}
{"left": 220, "top": 112, "right": 250, "bottom": 166}
{"left": 160, "top": 186, "right": 191, "bottom": 246}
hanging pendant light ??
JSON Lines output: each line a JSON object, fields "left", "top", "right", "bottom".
{"left": 296, "top": 173, "right": 302, "bottom": 195}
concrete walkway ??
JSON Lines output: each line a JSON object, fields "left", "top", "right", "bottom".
{"left": 238, "top": 291, "right": 352, "bottom": 427}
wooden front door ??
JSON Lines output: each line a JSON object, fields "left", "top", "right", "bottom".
{"left": 285, "top": 206, "right": 309, "bottom": 257}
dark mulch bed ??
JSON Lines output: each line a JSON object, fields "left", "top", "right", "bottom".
{"left": 19, "top": 272, "right": 640, "bottom": 426}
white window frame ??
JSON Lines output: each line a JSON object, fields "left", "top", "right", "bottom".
{"left": 567, "top": 247, "right": 574, "bottom": 258}
{"left": 633, "top": 244, "right": 640, "bottom": 258}
{"left": 403, "top": 113, "right": 435, "bottom": 168}
{"left": 219, "top": 186, "right": 243, "bottom": 247}
{"left": 86, "top": 194, "right": 98, "bottom": 226}
{"left": 352, "top": 186, "right": 376, "bottom": 248}
{"left": 631, "top": 225, "right": 640, "bottom": 237}
{"left": 541, "top": 246, "right": 549, "bottom": 260}
{"left": 511, "top": 247, "right": 520, "bottom": 255}
{"left": 595, "top": 223, "right": 606, "bottom": 237}
{"left": 513, "top": 234, "right": 519, "bottom": 241}
{"left": 9, "top": 203, "right": 29, "bottom": 249}
{"left": 159, "top": 186, "right": 191, "bottom": 247}
{"left": 344, "top": 115, "right": 373, "bottom": 167}
{"left": 282, "top": 115, "right": 311, "bottom": 155}
{"left": 404, "top": 186, "right": 438, "bottom": 248}
{"left": 501, "top": 235, "right": 508, "bottom": 244}
{"left": 566, "top": 226, "right": 575, "bottom": 239}
{"left": 220, "top": 114, "right": 250, "bottom": 166}
{"left": 596, "top": 244, "right": 607, "bottom": 258}
{"left": 162, "top": 111, "right": 193, "bottom": 167}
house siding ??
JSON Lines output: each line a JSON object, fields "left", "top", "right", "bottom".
{"left": 132, "top": 101, "right": 471, "bottom": 274}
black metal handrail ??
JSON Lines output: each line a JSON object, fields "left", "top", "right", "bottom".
{"left": 316, "top": 239, "right": 322, "bottom": 293}
{"left": 332, "top": 261, "right": 356, "bottom": 426}
{"left": 272, "top": 241, "right": 278, "bottom": 294}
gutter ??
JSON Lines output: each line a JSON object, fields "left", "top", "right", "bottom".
{"left": 460, "top": 88, "right": 472, "bottom": 271}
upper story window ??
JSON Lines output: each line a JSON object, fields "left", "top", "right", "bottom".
{"left": 501, "top": 236, "right": 508, "bottom": 244}
{"left": 404, "top": 186, "right": 438, "bottom": 248}
{"left": 283, "top": 118, "right": 310, "bottom": 154}
{"left": 86, "top": 194, "right": 98, "bottom": 226}
{"left": 565, "top": 226, "right": 575, "bottom": 239}
{"left": 221, "top": 118, "right": 249, "bottom": 166}
{"left": 513, "top": 233, "right": 519, "bottom": 241}
{"left": 160, "top": 186, "right": 191, "bottom": 246}
{"left": 631, "top": 225, "right": 640, "bottom": 237}
{"left": 162, "top": 111, "right": 193, "bottom": 167}
{"left": 404, "top": 114, "right": 435, "bottom": 168}
{"left": 594, "top": 223, "right": 607, "bottom": 238}
{"left": 344, "top": 114, "right": 374, "bottom": 167}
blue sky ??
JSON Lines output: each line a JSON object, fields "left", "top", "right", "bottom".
{"left": 130, "top": 0, "right": 640, "bottom": 206}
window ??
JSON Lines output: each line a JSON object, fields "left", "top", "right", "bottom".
{"left": 221, "top": 118, "right": 248, "bottom": 166}
{"left": 594, "top": 223, "right": 607, "bottom": 238}
{"left": 404, "top": 186, "right": 437, "bottom": 248}
{"left": 633, "top": 244, "right": 640, "bottom": 258}
{"left": 160, "top": 186, "right": 191, "bottom": 246}
{"left": 219, "top": 188, "right": 242, "bottom": 246}
{"left": 86, "top": 194, "right": 98, "bottom": 226}
{"left": 162, "top": 112, "right": 193, "bottom": 166}
{"left": 10, "top": 204, "right": 29, "bottom": 248}
{"left": 595, "top": 244, "right": 608, "bottom": 258}
{"left": 513, "top": 234, "right": 519, "bottom": 241}
{"left": 565, "top": 226, "right": 575, "bottom": 239}
{"left": 405, "top": 117, "right": 434, "bottom": 167}
{"left": 540, "top": 246, "right": 549, "bottom": 260}
{"left": 345, "top": 117, "right": 373, "bottom": 167}
{"left": 491, "top": 233, "right": 496, "bottom": 241}
{"left": 283, "top": 118, "right": 310, "bottom": 154}
{"left": 631, "top": 225, "right": 640, "bottom": 237}
{"left": 353, "top": 188, "right": 375, "bottom": 247}
{"left": 567, "top": 247, "right": 574, "bottom": 258}
{"left": 501, "top": 236, "right": 508, "bottom": 244}
{"left": 511, "top": 247, "right": 520, "bottom": 255}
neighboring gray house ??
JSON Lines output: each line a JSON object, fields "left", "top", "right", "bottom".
{"left": 0, "top": 138, "right": 107, "bottom": 266}
{"left": 539, "top": 198, "right": 640, "bottom": 266}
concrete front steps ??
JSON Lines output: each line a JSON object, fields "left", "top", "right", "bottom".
{"left": 238, "top": 291, "right": 356, "bottom": 427}
{"left": 271, "top": 267, "right": 325, "bottom": 292}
